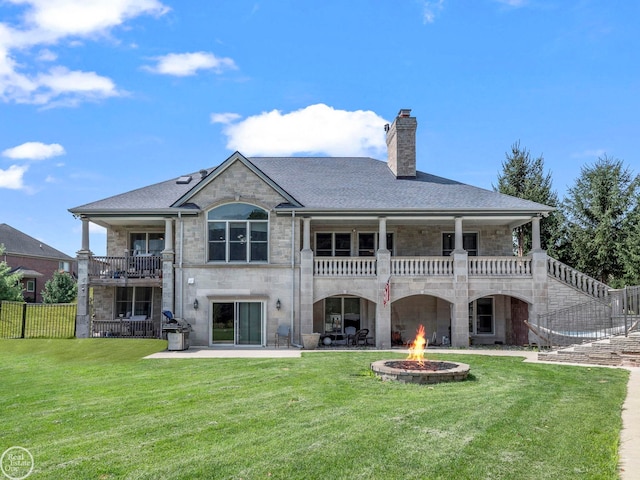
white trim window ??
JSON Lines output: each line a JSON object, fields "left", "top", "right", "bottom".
{"left": 207, "top": 203, "right": 268, "bottom": 263}
{"left": 469, "top": 297, "right": 494, "bottom": 335}
{"left": 315, "top": 232, "right": 351, "bottom": 257}
{"left": 26, "top": 280, "right": 35, "bottom": 292}
{"left": 442, "top": 232, "right": 478, "bottom": 256}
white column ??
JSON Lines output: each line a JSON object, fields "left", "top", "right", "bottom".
{"left": 164, "top": 218, "right": 174, "bottom": 252}
{"left": 378, "top": 217, "right": 388, "bottom": 252}
{"left": 454, "top": 217, "right": 463, "bottom": 253}
{"left": 302, "top": 217, "right": 311, "bottom": 251}
{"left": 80, "top": 217, "right": 90, "bottom": 253}
{"left": 531, "top": 216, "right": 541, "bottom": 252}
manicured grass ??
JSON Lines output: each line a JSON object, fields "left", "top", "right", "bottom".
{"left": 0, "top": 340, "right": 629, "bottom": 479}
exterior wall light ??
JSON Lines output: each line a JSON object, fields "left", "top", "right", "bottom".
{"left": 276, "top": 299, "right": 281, "bottom": 310}
{"left": 193, "top": 298, "right": 199, "bottom": 310}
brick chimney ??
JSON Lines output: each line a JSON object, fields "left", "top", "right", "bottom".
{"left": 385, "top": 108, "right": 417, "bottom": 179}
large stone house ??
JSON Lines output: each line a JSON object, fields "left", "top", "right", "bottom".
{"left": 69, "top": 109, "right": 608, "bottom": 348}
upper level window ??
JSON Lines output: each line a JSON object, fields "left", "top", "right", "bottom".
{"left": 207, "top": 203, "right": 268, "bottom": 263}
{"left": 358, "top": 233, "right": 394, "bottom": 256}
{"left": 58, "top": 261, "right": 70, "bottom": 272}
{"left": 442, "top": 232, "right": 478, "bottom": 256}
{"left": 130, "top": 233, "right": 164, "bottom": 256}
{"left": 315, "top": 233, "right": 351, "bottom": 256}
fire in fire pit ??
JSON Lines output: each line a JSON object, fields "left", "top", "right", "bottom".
{"left": 407, "top": 324, "right": 427, "bottom": 364}
{"left": 371, "top": 324, "right": 470, "bottom": 384}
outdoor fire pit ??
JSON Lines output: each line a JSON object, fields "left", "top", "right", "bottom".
{"left": 370, "top": 324, "right": 470, "bottom": 384}
{"left": 370, "top": 359, "right": 470, "bottom": 384}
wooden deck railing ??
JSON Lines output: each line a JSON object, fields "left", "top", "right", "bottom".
{"left": 88, "top": 255, "right": 162, "bottom": 279}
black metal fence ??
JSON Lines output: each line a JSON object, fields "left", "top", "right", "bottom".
{"left": 0, "top": 301, "right": 77, "bottom": 339}
{"left": 535, "top": 285, "right": 640, "bottom": 348}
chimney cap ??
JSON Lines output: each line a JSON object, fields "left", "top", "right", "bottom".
{"left": 398, "top": 108, "right": 412, "bottom": 117}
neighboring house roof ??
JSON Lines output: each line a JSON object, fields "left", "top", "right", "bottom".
{"left": 0, "top": 224, "right": 74, "bottom": 261}
{"left": 9, "top": 267, "right": 44, "bottom": 278}
{"left": 69, "top": 152, "right": 554, "bottom": 217}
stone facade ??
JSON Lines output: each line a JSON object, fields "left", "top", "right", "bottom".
{"left": 76, "top": 154, "right": 603, "bottom": 349}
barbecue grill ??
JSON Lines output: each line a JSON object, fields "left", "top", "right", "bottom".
{"left": 162, "top": 310, "right": 191, "bottom": 350}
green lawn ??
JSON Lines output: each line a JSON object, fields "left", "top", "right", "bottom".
{"left": 0, "top": 340, "right": 629, "bottom": 480}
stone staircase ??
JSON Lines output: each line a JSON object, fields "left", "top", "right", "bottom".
{"left": 538, "top": 332, "right": 640, "bottom": 367}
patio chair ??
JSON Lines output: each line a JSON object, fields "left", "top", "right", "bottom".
{"left": 345, "top": 326, "right": 357, "bottom": 346}
{"left": 275, "top": 324, "right": 291, "bottom": 348}
{"left": 350, "top": 328, "right": 371, "bottom": 347}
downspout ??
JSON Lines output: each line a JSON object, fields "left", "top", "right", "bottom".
{"left": 291, "top": 210, "right": 302, "bottom": 348}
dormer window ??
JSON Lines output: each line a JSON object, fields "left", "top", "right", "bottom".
{"left": 207, "top": 203, "right": 268, "bottom": 263}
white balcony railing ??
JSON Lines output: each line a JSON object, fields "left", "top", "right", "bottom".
{"left": 314, "top": 257, "right": 377, "bottom": 276}
{"left": 391, "top": 257, "right": 453, "bottom": 276}
{"left": 547, "top": 257, "right": 609, "bottom": 299}
{"left": 469, "top": 256, "right": 532, "bottom": 277}
{"left": 314, "top": 256, "right": 536, "bottom": 278}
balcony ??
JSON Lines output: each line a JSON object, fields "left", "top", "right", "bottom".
{"left": 87, "top": 255, "right": 162, "bottom": 286}
{"left": 314, "top": 256, "right": 533, "bottom": 278}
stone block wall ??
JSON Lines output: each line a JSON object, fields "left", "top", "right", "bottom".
{"left": 547, "top": 277, "right": 602, "bottom": 312}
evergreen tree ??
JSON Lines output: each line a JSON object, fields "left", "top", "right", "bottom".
{"left": 562, "top": 155, "right": 639, "bottom": 285}
{"left": 494, "top": 141, "right": 559, "bottom": 255}
{"left": 620, "top": 205, "right": 640, "bottom": 286}
{"left": 41, "top": 270, "right": 77, "bottom": 304}
{"left": 0, "top": 245, "right": 24, "bottom": 302}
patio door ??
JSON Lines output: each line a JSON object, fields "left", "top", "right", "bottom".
{"left": 211, "top": 301, "right": 264, "bottom": 346}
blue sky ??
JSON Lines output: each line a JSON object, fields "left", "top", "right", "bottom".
{"left": 1, "top": 0, "right": 638, "bottom": 257}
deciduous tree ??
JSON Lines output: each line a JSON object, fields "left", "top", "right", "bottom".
{"left": 0, "top": 245, "right": 23, "bottom": 302}
{"left": 41, "top": 270, "right": 77, "bottom": 304}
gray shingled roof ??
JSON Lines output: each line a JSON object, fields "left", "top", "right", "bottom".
{"left": 251, "top": 157, "right": 552, "bottom": 211}
{"left": 0, "top": 224, "right": 74, "bottom": 260}
{"left": 70, "top": 155, "right": 553, "bottom": 214}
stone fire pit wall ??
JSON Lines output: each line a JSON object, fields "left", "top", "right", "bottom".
{"left": 370, "top": 360, "right": 470, "bottom": 384}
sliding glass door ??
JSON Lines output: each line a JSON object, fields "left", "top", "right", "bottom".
{"left": 211, "top": 301, "right": 264, "bottom": 346}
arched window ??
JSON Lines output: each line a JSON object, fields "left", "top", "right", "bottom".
{"left": 207, "top": 203, "right": 268, "bottom": 262}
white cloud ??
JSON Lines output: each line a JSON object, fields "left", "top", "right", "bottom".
{"left": 143, "top": 52, "right": 237, "bottom": 77}
{"left": 11, "top": 0, "right": 170, "bottom": 40}
{"left": 0, "top": 164, "right": 29, "bottom": 189}
{"left": 494, "top": 0, "right": 527, "bottom": 7}
{"left": 210, "top": 112, "right": 242, "bottom": 125}
{"left": 219, "top": 104, "right": 389, "bottom": 157}
{"left": 0, "top": 0, "right": 169, "bottom": 106}
{"left": 571, "top": 149, "right": 607, "bottom": 159}
{"left": 36, "top": 66, "right": 119, "bottom": 104}
{"left": 36, "top": 49, "right": 57, "bottom": 61}
{"left": 2, "top": 141, "right": 65, "bottom": 160}
{"left": 422, "top": 0, "right": 445, "bottom": 24}
{"left": 71, "top": 221, "right": 106, "bottom": 234}
{"left": 89, "top": 222, "right": 106, "bottom": 234}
